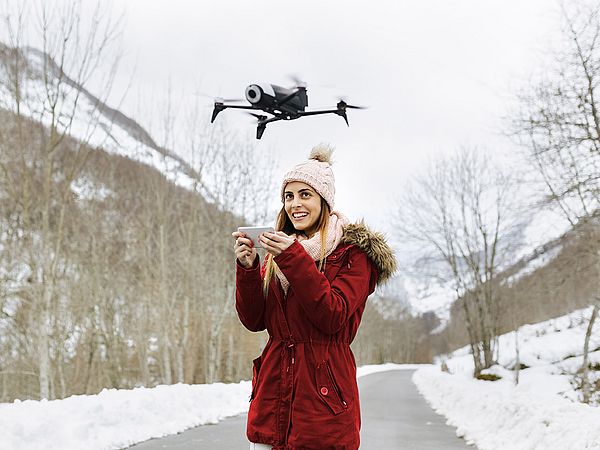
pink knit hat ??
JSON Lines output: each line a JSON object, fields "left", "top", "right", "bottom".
{"left": 281, "top": 144, "right": 335, "bottom": 210}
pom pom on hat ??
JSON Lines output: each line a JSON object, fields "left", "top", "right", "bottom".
{"left": 308, "top": 143, "right": 333, "bottom": 164}
{"left": 281, "top": 143, "right": 336, "bottom": 210}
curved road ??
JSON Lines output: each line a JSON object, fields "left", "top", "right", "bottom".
{"left": 129, "top": 369, "right": 473, "bottom": 449}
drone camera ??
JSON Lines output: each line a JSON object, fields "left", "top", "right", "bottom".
{"left": 245, "top": 85, "right": 263, "bottom": 104}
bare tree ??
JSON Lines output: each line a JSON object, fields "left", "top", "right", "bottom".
{"left": 0, "top": 0, "right": 123, "bottom": 399}
{"left": 511, "top": 1, "right": 600, "bottom": 403}
{"left": 393, "top": 147, "right": 522, "bottom": 376}
{"left": 163, "top": 94, "right": 278, "bottom": 383}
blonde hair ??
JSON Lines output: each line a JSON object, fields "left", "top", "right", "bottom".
{"left": 263, "top": 198, "right": 330, "bottom": 297}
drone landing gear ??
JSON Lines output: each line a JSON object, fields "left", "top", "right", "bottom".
{"left": 248, "top": 113, "right": 273, "bottom": 140}
{"left": 257, "top": 123, "right": 266, "bottom": 139}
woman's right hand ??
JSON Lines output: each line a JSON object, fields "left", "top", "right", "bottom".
{"left": 232, "top": 231, "right": 257, "bottom": 269}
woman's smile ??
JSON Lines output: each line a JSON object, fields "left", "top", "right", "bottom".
{"left": 291, "top": 211, "right": 309, "bottom": 221}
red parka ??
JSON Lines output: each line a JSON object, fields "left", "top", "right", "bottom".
{"left": 235, "top": 222, "right": 396, "bottom": 450}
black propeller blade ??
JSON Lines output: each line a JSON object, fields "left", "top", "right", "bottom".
{"left": 337, "top": 99, "right": 367, "bottom": 110}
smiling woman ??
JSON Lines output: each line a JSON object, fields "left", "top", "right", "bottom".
{"left": 231, "top": 144, "right": 397, "bottom": 450}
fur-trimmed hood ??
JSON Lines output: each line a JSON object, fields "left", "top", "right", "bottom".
{"left": 340, "top": 221, "right": 397, "bottom": 284}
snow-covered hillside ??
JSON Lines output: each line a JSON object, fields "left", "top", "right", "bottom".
{"left": 403, "top": 207, "right": 573, "bottom": 332}
{"left": 413, "top": 306, "right": 600, "bottom": 449}
{"left": 0, "top": 44, "right": 203, "bottom": 196}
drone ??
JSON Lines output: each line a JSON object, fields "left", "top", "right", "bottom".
{"left": 210, "top": 82, "right": 365, "bottom": 139}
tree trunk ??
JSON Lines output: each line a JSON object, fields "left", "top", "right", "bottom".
{"left": 37, "top": 304, "right": 51, "bottom": 400}
{"left": 581, "top": 302, "right": 599, "bottom": 403}
{"left": 161, "top": 335, "right": 173, "bottom": 385}
{"left": 514, "top": 327, "right": 520, "bottom": 386}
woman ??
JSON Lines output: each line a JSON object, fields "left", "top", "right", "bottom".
{"left": 232, "top": 145, "right": 396, "bottom": 450}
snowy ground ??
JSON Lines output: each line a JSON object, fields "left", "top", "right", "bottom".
{"left": 0, "top": 363, "right": 417, "bottom": 450}
{"left": 413, "top": 306, "right": 600, "bottom": 450}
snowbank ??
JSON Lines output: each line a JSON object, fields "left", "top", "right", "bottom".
{"left": 413, "top": 306, "right": 600, "bottom": 449}
{"left": 0, "top": 381, "right": 252, "bottom": 450}
{"left": 357, "top": 362, "right": 424, "bottom": 377}
{"left": 0, "top": 363, "right": 414, "bottom": 450}
{"left": 413, "top": 366, "right": 600, "bottom": 449}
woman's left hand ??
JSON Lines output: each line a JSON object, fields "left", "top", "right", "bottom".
{"left": 259, "top": 231, "right": 296, "bottom": 257}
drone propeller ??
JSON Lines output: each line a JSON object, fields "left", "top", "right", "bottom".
{"left": 244, "top": 112, "right": 270, "bottom": 139}
{"left": 337, "top": 98, "right": 367, "bottom": 110}
{"left": 214, "top": 96, "right": 245, "bottom": 103}
{"left": 195, "top": 91, "right": 245, "bottom": 103}
{"left": 287, "top": 74, "right": 307, "bottom": 88}
{"left": 287, "top": 74, "right": 335, "bottom": 90}
{"left": 335, "top": 100, "right": 366, "bottom": 127}
{"left": 345, "top": 104, "right": 367, "bottom": 109}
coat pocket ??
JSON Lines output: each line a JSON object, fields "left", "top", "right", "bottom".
{"left": 315, "top": 361, "right": 348, "bottom": 415}
{"left": 250, "top": 356, "right": 262, "bottom": 401}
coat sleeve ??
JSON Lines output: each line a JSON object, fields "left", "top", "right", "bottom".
{"left": 235, "top": 257, "right": 266, "bottom": 332}
{"left": 274, "top": 240, "right": 376, "bottom": 334}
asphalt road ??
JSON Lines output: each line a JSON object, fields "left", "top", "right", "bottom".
{"left": 128, "top": 369, "right": 473, "bottom": 449}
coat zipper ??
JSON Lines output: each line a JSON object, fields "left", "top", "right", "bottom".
{"left": 326, "top": 363, "right": 347, "bottom": 408}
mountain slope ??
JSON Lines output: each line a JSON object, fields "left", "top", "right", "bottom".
{"left": 0, "top": 42, "right": 205, "bottom": 196}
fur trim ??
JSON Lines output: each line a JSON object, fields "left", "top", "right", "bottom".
{"left": 340, "top": 221, "right": 397, "bottom": 284}
{"left": 309, "top": 143, "right": 334, "bottom": 164}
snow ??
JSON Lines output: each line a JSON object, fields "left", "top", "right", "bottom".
{"left": 0, "top": 363, "right": 414, "bottom": 450}
{"left": 413, "top": 366, "right": 600, "bottom": 449}
{"left": 0, "top": 381, "right": 251, "bottom": 450}
{"left": 413, "top": 306, "right": 600, "bottom": 450}
{"left": 503, "top": 243, "right": 562, "bottom": 287}
{"left": 71, "top": 177, "right": 114, "bottom": 201}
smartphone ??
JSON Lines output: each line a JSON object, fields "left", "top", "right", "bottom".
{"left": 237, "top": 226, "right": 275, "bottom": 247}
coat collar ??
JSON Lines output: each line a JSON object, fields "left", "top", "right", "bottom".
{"left": 339, "top": 220, "right": 397, "bottom": 284}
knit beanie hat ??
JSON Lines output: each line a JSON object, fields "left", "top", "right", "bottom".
{"left": 281, "top": 144, "right": 335, "bottom": 210}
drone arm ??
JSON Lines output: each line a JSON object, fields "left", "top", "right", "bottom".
{"left": 211, "top": 104, "right": 266, "bottom": 124}
{"left": 297, "top": 109, "right": 349, "bottom": 126}
{"left": 296, "top": 109, "right": 338, "bottom": 117}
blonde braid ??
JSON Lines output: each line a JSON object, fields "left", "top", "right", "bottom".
{"left": 263, "top": 254, "right": 277, "bottom": 298}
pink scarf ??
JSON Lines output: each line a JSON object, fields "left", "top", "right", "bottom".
{"left": 275, "top": 211, "right": 350, "bottom": 295}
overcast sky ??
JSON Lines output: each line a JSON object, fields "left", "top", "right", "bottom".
{"left": 106, "top": 0, "right": 561, "bottom": 236}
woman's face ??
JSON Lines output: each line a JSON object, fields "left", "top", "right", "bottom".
{"left": 284, "top": 181, "right": 322, "bottom": 237}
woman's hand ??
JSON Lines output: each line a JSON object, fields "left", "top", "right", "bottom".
{"left": 259, "top": 231, "right": 296, "bottom": 257}
{"left": 232, "top": 231, "right": 257, "bottom": 269}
